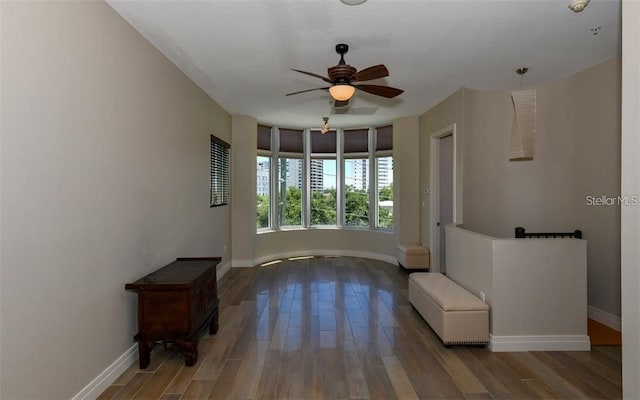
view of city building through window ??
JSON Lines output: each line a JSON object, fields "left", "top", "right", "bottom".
{"left": 310, "top": 159, "right": 337, "bottom": 225}
{"left": 345, "top": 158, "right": 369, "bottom": 227}
{"left": 278, "top": 158, "right": 303, "bottom": 227}
{"left": 256, "top": 126, "right": 393, "bottom": 230}
{"left": 377, "top": 156, "right": 393, "bottom": 228}
{"left": 256, "top": 156, "right": 270, "bottom": 228}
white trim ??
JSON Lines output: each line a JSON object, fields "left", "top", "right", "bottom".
{"left": 71, "top": 344, "right": 137, "bottom": 400}
{"left": 489, "top": 334, "right": 591, "bottom": 352}
{"left": 72, "top": 258, "right": 233, "bottom": 400}
{"left": 588, "top": 305, "right": 622, "bottom": 331}
{"left": 429, "top": 123, "right": 459, "bottom": 273}
{"left": 217, "top": 261, "right": 232, "bottom": 278}
{"left": 253, "top": 250, "right": 397, "bottom": 267}
{"left": 231, "top": 259, "right": 255, "bottom": 268}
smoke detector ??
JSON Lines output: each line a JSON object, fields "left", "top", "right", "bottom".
{"left": 568, "top": 0, "right": 590, "bottom": 13}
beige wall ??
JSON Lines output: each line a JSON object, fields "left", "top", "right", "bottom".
{"left": 419, "top": 89, "right": 465, "bottom": 249}
{"left": 420, "top": 59, "right": 621, "bottom": 320}
{"left": 393, "top": 117, "right": 421, "bottom": 245}
{"left": 492, "top": 238, "right": 587, "bottom": 338}
{"left": 0, "top": 2, "right": 231, "bottom": 398}
{"left": 461, "top": 59, "right": 621, "bottom": 319}
{"left": 621, "top": 0, "right": 640, "bottom": 396}
{"left": 231, "top": 115, "right": 257, "bottom": 266}
{"left": 446, "top": 225, "right": 588, "bottom": 350}
{"left": 445, "top": 225, "right": 494, "bottom": 307}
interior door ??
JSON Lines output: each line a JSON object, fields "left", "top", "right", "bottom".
{"left": 438, "top": 135, "right": 453, "bottom": 274}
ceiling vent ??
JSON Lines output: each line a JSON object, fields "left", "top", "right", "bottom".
{"left": 331, "top": 107, "right": 377, "bottom": 115}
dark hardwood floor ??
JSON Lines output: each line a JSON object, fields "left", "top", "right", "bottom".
{"left": 99, "top": 256, "right": 622, "bottom": 399}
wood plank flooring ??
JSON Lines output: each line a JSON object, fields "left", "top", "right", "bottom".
{"left": 100, "top": 256, "right": 622, "bottom": 399}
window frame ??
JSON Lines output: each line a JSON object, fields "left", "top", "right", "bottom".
{"left": 256, "top": 155, "right": 271, "bottom": 230}
{"left": 278, "top": 155, "right": 304, "bottom": 228}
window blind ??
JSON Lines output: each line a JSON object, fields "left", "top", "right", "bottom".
{"left": 376, "top": 125, "right": 393, "bottom": 151}
{"left": 344, "top": 128, "right": 369, "bottom": 153}
{"left": 257, "top": 124, "right": 272, "bottom": 151}
{"left": 279, "top": 128, "right": 304, "bottom": 153}
{"left": 210, "top": 134, "right": 230, "bottom": 207}
{"left": 310, "top": 129, "right": 336, "bottom": 153}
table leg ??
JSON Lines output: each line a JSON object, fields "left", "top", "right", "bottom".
{"left": 209, "top": 308, "right": 219, "bottom": 335}
{"left": 138, "top": 340, "right": 151, "bottom": 369}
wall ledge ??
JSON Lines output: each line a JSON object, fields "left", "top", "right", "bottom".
{"left": 253, "top": 249, "right": 398, "bottom": 267}
{"left": 231, "top": 259, "right": 256, "bottom": 268}
{"left": 489, "top": 334, "right": 591, "bottom": 352}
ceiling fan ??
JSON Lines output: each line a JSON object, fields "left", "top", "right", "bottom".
{"left": 286, "top": 43, "right": 404, "bottom": 107}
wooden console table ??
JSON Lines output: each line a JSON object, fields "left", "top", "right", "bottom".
{"left": 125, "top": 257, "right": 220, "bottom": 369}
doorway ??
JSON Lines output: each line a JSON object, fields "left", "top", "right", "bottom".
{"left": 429, "top": 124, "right": 459, "bottom": 274}
{"left": 438, "top": 135, "right": 453, "bottom": 273}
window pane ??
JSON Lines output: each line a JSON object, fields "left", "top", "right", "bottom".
{"left": 256, "top": 156, "right": 270, "bottom": 228}
{"left": 345, "top": 158, "right": 369, "bottom": 227}
{"left": 377, "top": 156, "right": 393, "bottom": 228}
{"left": 311, "top": 159, "right": 337, "bottom": 225}
{"left": 278, "top": 158, "right": 303, "bottom": 227}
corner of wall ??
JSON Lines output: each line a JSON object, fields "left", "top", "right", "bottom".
{"left": 230, "top": 116, "right": 257, "bottom": 263}
{"left": 393, "top": 117, "right": 421, "bottom": 245}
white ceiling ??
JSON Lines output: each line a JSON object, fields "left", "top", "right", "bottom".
{"left": 107, "top": 0, "right": 621, "bottom": 129}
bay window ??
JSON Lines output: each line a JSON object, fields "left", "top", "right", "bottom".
{"left": 256, "top": 124, "right": 393, "bottom": 232}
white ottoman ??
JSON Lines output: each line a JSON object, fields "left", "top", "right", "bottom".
{"left": 409, "top": 272, "right": 489, "bottom": 345}
{"left": 397, "top": 244, "right": 430, "bottom": 271}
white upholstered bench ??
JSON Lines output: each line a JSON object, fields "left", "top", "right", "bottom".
{"left": 397, "top": 244, "right": 430, "bottom": 271}
{"left": 408, "top": 272, "right": 489, "bottom": 346}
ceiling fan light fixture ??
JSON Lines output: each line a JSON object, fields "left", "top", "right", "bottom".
{"left": 568, "top": 0, "right": 590, "bottom": 12}
{"left": 340, "top": 0, "right": 367, "bottom": 5}
{"left": 320, "top": 117, "right": 330, "bottom": 134}
{"left": 329, "top": 84, "right": 356, "bottom": 101}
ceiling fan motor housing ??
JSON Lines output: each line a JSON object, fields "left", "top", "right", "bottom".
{"left": 328, "top": 65, "right": 357, "bottom": 83}
{"left": 329, "top": 44, "right": 356, "bottom": 83}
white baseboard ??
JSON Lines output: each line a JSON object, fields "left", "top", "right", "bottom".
{"left": 588, "top": 305, "right": 621, "bottom": 331}
{"left": 253, "top": 249, "right": 397, "bottom": 267}
{"left": 73, "top": 261, "right": 233, "bottom": 400}
{"left": 489, "top": 334, "right": 591, "bottom": 352}
{"left": 71, "top": 344, "right": 137, "bottom": 400}
{"left": 217, "top": 261, "right": 231, "bottom": 278}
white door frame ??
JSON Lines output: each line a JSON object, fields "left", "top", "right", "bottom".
{"left": 429, "top": 123, "right": 461, "bottom": 273}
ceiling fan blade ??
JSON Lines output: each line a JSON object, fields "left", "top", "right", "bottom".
{"left": 286, "top": 87, "right": 329, "bottom": 96}
{"left": 334, "top": 99, "right": 350, "bottom": 108}
{"left": 291, "top": 69, "right": 333, "bottom": 83}
{"left": 354, "top": 84, "right": 404, "bottom": 98}
{"left": 351, "top": 64, "right": 389, "bottom": 82}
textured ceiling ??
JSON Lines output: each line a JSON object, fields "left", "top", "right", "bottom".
{"left": 107, "top": 0, "right": 621, "bottom": 128}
